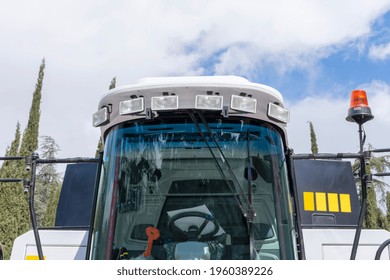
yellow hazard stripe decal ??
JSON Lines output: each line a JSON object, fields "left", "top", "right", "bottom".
{"left": 340, "top": 193, "right": 352, "bottom": 213}
{"left": 25, "top": 255, "right": 46, "bottom": 260}
{"left": 303, "top": 192, "right": 315, "bottom": 211}
{"left": 327, "top": 193, "right": 339, "bottom": 212}
{"left": 303, "top": 192, "right": 352, "bottom": 213}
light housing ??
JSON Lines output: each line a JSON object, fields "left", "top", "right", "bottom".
{"left": 119, "top": 97, "right": 144, "bottom": 115}
{"left": 230, "top": 95, "right": 257, "bottom": 113}
{"left": 92, "top": 107, "right": 109, "bottom": 127}
{"left": 195, "top": 95, "right": 223, "bottom": 110}
{"left": 151, "top": 95, "right": 178, "bottom": 111}
{"left": 346, "top": 90, "right": 374, "bottom": 124}
{"left": 267, "top": 103, "right": 289, "bottom": 123}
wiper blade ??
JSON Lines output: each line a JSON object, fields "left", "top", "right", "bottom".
{"left": 188, "top": 111, "right": 255, "bottom": 219}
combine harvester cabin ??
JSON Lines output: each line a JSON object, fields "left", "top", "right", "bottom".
{"left": 3, "top": 76, "right": 390, "bottom": 260}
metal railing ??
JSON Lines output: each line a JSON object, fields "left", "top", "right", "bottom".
{"left": 0, "top": 152, "right": 98, "bottom": 260}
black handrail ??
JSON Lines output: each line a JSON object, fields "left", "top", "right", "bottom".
{"left": 0, "top": 153, "right": 99, "bottom": 260}
{"left": 375, "top": 239, "right": 390, "bottom": 260}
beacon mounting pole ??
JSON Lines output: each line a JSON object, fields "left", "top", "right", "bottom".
{"left": 346, "top": 90, "right": 374, "bottom": 260}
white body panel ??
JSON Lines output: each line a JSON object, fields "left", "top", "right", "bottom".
{"left": 10, "top": 229, "right": 88, "bottom": 260}
{"left": 303, "top": 228, "right": 390, "bottom": 260}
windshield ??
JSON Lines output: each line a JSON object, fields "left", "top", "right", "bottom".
{"left": 91, "top": 116, "right": 297, "bottom": 260}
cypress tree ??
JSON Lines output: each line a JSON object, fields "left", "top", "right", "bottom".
{"left": 308, "top": 121, "right": 319, "bottom": 154}
{"left": 42, "top": 183, "right": 61, "bottom": 227}
{"left": 0, "top": 58, "right": 46, "bottom": 259}
{"left": 19, "top": 58, "right": 45, "bottom": 158}
{"left": 363, "top": 186, "right": 379, "bottom": 229}
{"left": 109, "top": 77, "right": 116, "bottom": 90}
{"left": 5, "top": 122, "right": 21, "bottom": 157}
{"left": 0, "top": 122, "right": 21, "bottom": 178}
{"left": 0, "top": 122, "right": 23, "bottom": 259}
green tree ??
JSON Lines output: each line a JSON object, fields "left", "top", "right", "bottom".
{"left": 5, "top": 122, "right": 21, "bottom": 157}
{"left": 354, "top": 144, "right": 390, "bottom": 229}
{"left": 363, "top": 187, "right": 379, "bottom": 229}
{"left": 0, "top": 122, "right": 21, "bottom": 178}
{"left": 308, "top": 121, "right": 319, "bottom": 154}
{"left": 95, "top": 138, "right": 103, "bottom": 158}
{"left": 19, "top": 58, "right": 45, "bottom": 158}
{"left": 42, "top": 183, "right": 61, "bottom": 227}
{"left": 109, "top": 76, "right": 116, "bottom": 90}
{"left": 0, "top": 58, "right": 46, "bottom": 259}
{"left": 35, "top": 136, "right": 61, "bottom": 227}
{"left": 0, "top": 122, "right": 24, "bottom": 259}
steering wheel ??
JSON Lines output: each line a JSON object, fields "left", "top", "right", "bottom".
{"left": 167, "top": 211, "right": 220, "bottom": 241}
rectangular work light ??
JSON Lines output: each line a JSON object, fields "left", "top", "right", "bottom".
{"left": 267, "top": 103, "right": 290, "bottom": 123}
{"left": 195, "top": 95, "right": 223, "bottom": 110}
{"left": 119, "top": 97, "right": 144, "bottom": 115}
{"left": 230, "top": 95, "right": 257, "bottom": 113}
{"left": 92, "top": 107, "right": 109, "bottom": 127}
{"left": 151, "top": 95, "right": 179, "bottom": 111}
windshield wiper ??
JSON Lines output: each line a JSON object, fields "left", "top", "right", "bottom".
{"left": 187, "top": 111, "right": 255, "bottom": 220}
{"left": 245, "top": 130, "right": 257, "bottom": 259}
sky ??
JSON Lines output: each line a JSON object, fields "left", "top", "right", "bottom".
{"left": 1, "top": 0, "right": 390, "bottom": 167}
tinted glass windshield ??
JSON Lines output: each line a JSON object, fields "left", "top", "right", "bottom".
{"left": 91, "top": 116, "right": 296, "bottom": 260}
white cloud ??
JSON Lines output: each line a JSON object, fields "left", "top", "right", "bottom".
{"left": 1, "top": 1, "right": 390, "bottom": 74}
{"left": 368, "top": 42, "right": 390, "bottom": 60}
{"left": 287, "top": 80, "right": 390, "bottom": 154}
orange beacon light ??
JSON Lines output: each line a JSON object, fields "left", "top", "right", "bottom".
{"left": 346, "top": 90, "right": 374, "bottom": 125}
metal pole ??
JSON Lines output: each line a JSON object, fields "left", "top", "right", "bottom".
{"left": 292, "top": 153, "right": 360, "bottom": 160}
{"left": 0, "top": 179, "right": 23, "bottom": 183}
{"left": 28, "top": 152, "right": 44, "bottom": 260}
{"left": 350, "top": 124, "right": 367, "bottom": 260}
{"left": 371, "top": 148, "right": 390, "bottom": 153}
{"left": 0, "top": 156, "right": 24, "bottom": 160}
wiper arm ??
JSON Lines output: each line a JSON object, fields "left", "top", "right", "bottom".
{"left": 246, "top": 130, "right": 257, "bottom": 260}
{"left": 188, "top": 111, "right": 254, "bottom": 219}
{"left": 245, "top": 131, "right": 256, "bottom": 222}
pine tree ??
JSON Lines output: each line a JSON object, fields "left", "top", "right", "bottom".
{"left": 35, "top": 136, "right": 61, "bottom": 226}
{"left": 308, "top": 121, "right": 319, "bottom": 154}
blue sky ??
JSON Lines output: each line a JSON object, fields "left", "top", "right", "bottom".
{"left": 252, "top": 11, "right": 390, "bottom": 101}
{"left": 1, "top": 0, "right": 390, "bottom": 160}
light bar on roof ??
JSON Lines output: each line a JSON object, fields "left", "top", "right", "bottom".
{"left": 267, "top": 103, "right": 289, "bottom": 123}
{"left": 195, "top": 95, "right": 223, "bottom": 110}
{"left": 92, "top": 107, "right": 109, "bottom": 127}
{"left": 119, "top": 97, "right": 144, "bottom": 115}
{"left": 151, "top": 95, "right": 179, "bottom": 111}
{"left": 230, "top": 95, "right": 257, "bottom": 113}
